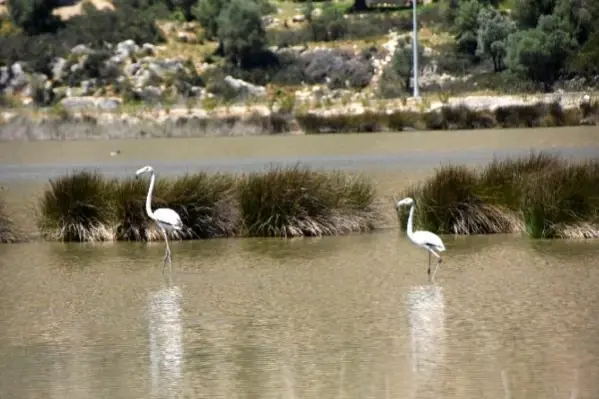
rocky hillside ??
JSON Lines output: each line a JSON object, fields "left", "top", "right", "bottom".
{"left": 1, "top": 0, "right": 598, "bottom": 133}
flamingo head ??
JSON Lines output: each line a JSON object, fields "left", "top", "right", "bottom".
{"left": 135, "top": 165, "right": 154, "bottom": 179}
{"left": 395, "top": 197, "right": 414, "bottom": 210}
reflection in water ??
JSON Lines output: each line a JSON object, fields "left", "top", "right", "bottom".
{"left": 0, "top": 233, "right": 599, "bottom": 399}
{"left": 407, "top": 284, "right": 445, "bottom": 399}
{"left": 148, "top": 278, "right": 183, "bottom": 399}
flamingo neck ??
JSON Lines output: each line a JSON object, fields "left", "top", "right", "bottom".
{"left": 146, "top": 171, "right": 156, "bottom": 220}
{"left": 406, "top": 203, "right": 415, "bottom": 239}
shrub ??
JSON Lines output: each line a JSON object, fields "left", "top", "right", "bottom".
{"left": 38, "top": 171, "right": 116, "bottom": 242}
{"left": 237, "top": 165, "right": 379, "bottom": 237}
{"left": 267, "top": 12, "right": 415, "bottom": 47}
{"left": 0, "top": 6, "right": 165, "bottom": 75}
{"left": 214, "top": 49, "right": 374, "bottom": 89}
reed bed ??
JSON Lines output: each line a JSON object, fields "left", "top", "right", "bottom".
{"left": 237, "top": 166, "right": 379, "bottom": 237}
{"left": 37, "top": 165, "right": 380, "bottom": 242}
{"left": 397, "top": 152, "right": 599, "bottom": 239}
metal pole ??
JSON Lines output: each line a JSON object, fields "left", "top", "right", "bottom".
{"left": 412, "top": 0, "right": 419, "bottom": 98}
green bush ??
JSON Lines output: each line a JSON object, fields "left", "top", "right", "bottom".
{"left": 237, "top": 165, "right": 379, "bottom": 237}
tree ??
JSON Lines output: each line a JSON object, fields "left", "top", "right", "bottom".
{"left": 454, "top": 0, "right": 482, "bottom": 55}
{"left": 570, "top": 31, "right": 599, "bottom": 76}
{"left": 512, "top": 0, "right": 556, "bottom": 29}
{"left": 216, "top": 0, "right": 267, "bottom": 66}
{"left": 391, "top": 40, "right": 426, "bottom": 92}
{"left": 476, "top": 7, "right": 516, "bottom": 71}
{"left": 505, "top": 15, "right": 577, "bottom": 89}
{"left": 553, "top": 0, "right": 599, "bottom": 45}
{"left": 8, "top": 0, "right": 64, "bottom": 35}
{"left": 193, "top": 0, "right": 228, "bottom": 40}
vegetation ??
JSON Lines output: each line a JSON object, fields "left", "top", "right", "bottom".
{"left": 237, "top": 165, "right": 379, "bottom": 237}
{"left": 296, "top": 101, "right": 597, "bottom": 134}
{"left": 2, "top": 0, "right": 599, "bottom": 113}
{"left": 36, "top": 165, "right": 379, "bottom": 242}
{"left": 397, "top": 152, "right": 599, "bottom": 239}
{"left": 0, "top": 194, "right": 21, "bottom": 243}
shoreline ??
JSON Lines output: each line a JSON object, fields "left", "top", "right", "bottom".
{"left": 1, "top": 91, "right": 597, "bottom": 141}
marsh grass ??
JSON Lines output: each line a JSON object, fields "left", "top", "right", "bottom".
{"left": 164, "top": 172, "right": 239, "bottom": 239}
{"left": 0, "top": 196, "right": 21, "bottom": 243}
{"left": 397, "top": 165, "right": 521, "bottom": 235}
{"left": 520, "top": 160, "right": 599, "bottom": 238}
{"left": 237, "top": 165, "right": 379, "bottom": 237}
{"left": 38, "top": 167, "right": 379, "bottom": 241}
{"left": 397, "top": 152, "right": 599, "bottom": 239}
{"left": 39, "top": 171, "right": 116, "bottom": 242}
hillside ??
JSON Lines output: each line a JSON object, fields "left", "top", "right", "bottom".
{"left": 1, "top": 0, "right": 599, "bottom": 139}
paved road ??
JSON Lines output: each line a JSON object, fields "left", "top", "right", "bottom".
{"left": 1, "top": 145, "right": 598, "bottom": 181}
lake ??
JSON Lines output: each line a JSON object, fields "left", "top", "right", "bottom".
{"left": 1, "top": 127, "right": 599, "bottom": 398}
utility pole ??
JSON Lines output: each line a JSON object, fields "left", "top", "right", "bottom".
{"left": 412, "top": 0, "right": 419, "bottom": 98}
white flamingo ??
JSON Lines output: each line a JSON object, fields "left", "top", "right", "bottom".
{"left": 396, "top": 197, "right": 446, "bottom": 281}
{"left": 136, "top": 165, "right": 183, "bottom": 273}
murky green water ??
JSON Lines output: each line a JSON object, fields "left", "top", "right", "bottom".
{"left": 1, "top": 127, "right": 599, "bottom": 398}
{"left": 1, "top": 234, "right": 599, "bottom": 398}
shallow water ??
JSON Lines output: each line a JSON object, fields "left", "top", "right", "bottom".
{"left": 2, "top": 127, "right": 599, "bottom": 398}
{"left": 1, "top": 233, "right": 599, "bottom": 399}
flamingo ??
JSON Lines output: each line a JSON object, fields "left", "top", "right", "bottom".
{"left": 396, "top": 197, "right": 446, "bottom": 281}
{"left": 136, "top": 165, "right": 183, "bottom": 273}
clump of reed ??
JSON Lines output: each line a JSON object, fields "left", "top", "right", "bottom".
{"left": 397, "top": 164, "right": 522, "bottom": 235}
{"left": 0, "top": 195, "right": 21, "bottom": 243}
{"left": 38, "top": 170, "right": 116, "bottom": 242}
{"left": 295, "top": 101, "right": 597, "bottom": 134}
{"left": 520, "top": 159, "right": 599, "bottom": 239}
{"left": 37, "top": 166, "right": 380, "bottom": 241}
{"left": 397, "top": 151, "right": 599, "bottom": 239}
{"left": 237, "top": 165, "right": 379, "bottom": 237}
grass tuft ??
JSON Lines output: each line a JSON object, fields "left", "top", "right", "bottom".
{"left": 163, "top": 172, "right": 239, "bottom": 239}
{"left": 35, "top": 166, "right": 380, "bottom": 241}
{"left": 237, "top": 165, "right": 379, "bottom": 237}
{"left": 39, "top": 171, "right": 115, "bottom": 242}
{"left": 398, "top": 165, "right": 521, "bottom": 235}
{"left": 397, "top": 152, "right": 599, "bottom": 239}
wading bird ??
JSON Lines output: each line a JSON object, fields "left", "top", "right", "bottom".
{"left": 136, "top": 165, "right": 183, "bottom": 273}
{"left": 396, "top": 197, "right": 446, "bottom": 281}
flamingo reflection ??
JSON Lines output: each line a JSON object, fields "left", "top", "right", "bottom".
{"left": 407, "top": 284, "right": 446, "bottom": 398}
{"left": 148, "top": 278, "right": 183, "bottom": 399}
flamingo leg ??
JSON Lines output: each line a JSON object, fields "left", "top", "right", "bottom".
{"left": 427, "top": 251, "right": 431, "bottom": 276}
{"left": 161, "top": 227, "right": 172, "bottom": 274}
